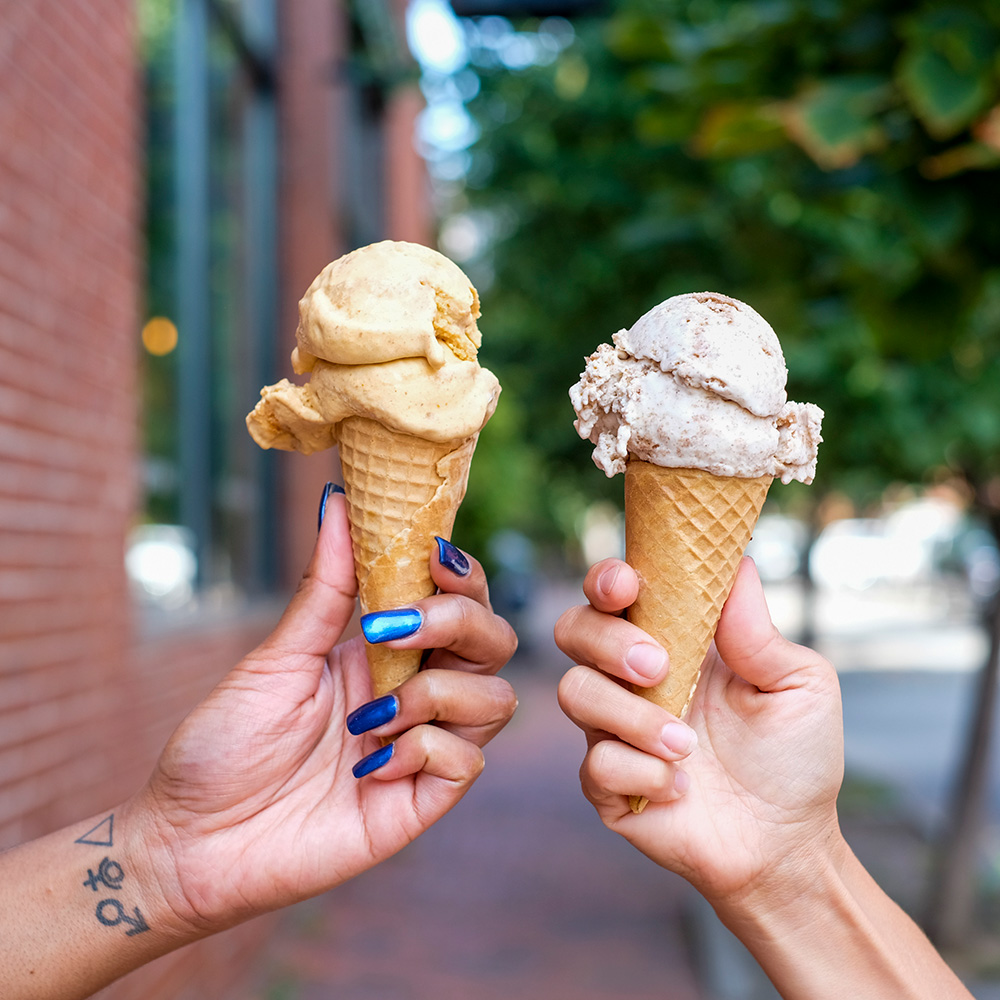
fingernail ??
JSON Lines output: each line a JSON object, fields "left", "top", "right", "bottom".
{"left": 352, "top": 742, "right": 394, "bottom": 778}
{"left": 674, "top": 768, "right": 691, "bottom": 794}
{"left": 360, "top": 608, "right": 423, "bottom": 643}
{"left": 346, "top": 695, "right": 399, "bottom": 735}
{"left": 318, "top": 482, "right": 345, "bottom": 531}
{"left": 661, "top": 722, "right": 698, "bottom": 756}
{"left": 435, "top": 536, "right": 470, "bottom": 576}
{"left": 597, "top": 563, "right": 620, "bottom": 596}
{"left": 625, "top": 642, "right": 666, "bottom": 680}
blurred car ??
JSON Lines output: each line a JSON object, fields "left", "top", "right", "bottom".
{"left": 809, "top": 497, "right": 998, "bottom": 600}
{"left": 809, "top": 518, "right": 889, "bottom": 590}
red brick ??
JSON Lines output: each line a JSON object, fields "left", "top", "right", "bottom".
{"left": 0, "top": 2, "right": 426, "bottom": 995}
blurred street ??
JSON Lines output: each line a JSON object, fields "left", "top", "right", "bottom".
{"left": 248, "top": 572, "right": 1000, "bottom": 999}
{"left": 767, "top": 580, "right": 989, "bottom": 833}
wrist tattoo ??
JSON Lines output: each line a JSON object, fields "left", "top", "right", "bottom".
{"left": 95, "top": 898, "right": 151, "bottom": 937}
{"left": 75, "top": 814, "right": 151, "bottom": 937}
{"left": 75, "top": 814, "right": 114, "bottom": 847}
{"left": 83, "top": 857, "right": 124, "bottom": 892}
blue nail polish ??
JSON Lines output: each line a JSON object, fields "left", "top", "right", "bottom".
{"left": 346, "top": 695, "right": 399, "bottom": 736}
{"left": 318, "top": 482, "right": 345, "bottom": 531}
{"left": 435, "top": 536, "right": 470, "bottom": 576}
{"left": 353, "top": 742, "right": 394, "bottom": 778}
{"left": 360, "top": 608, "right": 423, "bottom": 643}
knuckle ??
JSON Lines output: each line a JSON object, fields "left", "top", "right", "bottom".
{"left": 500, "top": 616, "right": 519, "bottom": 659}
{"left": 436, "top": 593, "right": 475, "bottom": 637}
{"left": 476, "top": 677, "right": 518, "bottom": 730}
{"left": 586, "top": 739, "right": 619, "bottom": 785}
{"left": 557, "top": 664, "right": 593, "bottom": 712}
{"left": 412, "top": 722, "right": 438, "bottom": 758}
{"left": 553, "top": 605, "right": 585, "bottom": 653}
{"left": 490, "top": 677, "right": 519, "bottom": 723}
{"left": 443, "top": 731, "right": 485, "bottom": 783}
{"left": 650, "top": 764, "right": 676, "bottom": 799}
{"left": 467, "top": 675, "right": 518, "bottom": 729}
{"left": 468, "top": 747, "right": 486, "bottom": 779}
{"left": 430, "top": 593, "right": 474, "bottom": 640}
{"left": 414, "top": 670, "right": 443, "bottom": 716}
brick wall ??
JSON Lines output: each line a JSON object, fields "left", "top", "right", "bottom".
{"left": 0, "top": 0, "right": 140, "bottom": 843}
{"left": 385, "top": 0, "right": 434, "bottom": 247}
{"left": 0, "top": 3, "right": 277, "bottom": 997}
{"left": 276, "top": 0, "right": 347, "bottom": 586}
{"left": 0, "top": 1, "right": 428, "bottom": 996}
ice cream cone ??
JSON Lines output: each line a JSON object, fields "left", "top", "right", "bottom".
{"left": 335, "top": 415, "right": 478, "bottom": 698}
{"left": 624, "top": 462, "right": 771, "bottom": 812}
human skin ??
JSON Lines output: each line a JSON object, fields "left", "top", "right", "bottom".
{"left": 0, "top": 490, "right": 517, "bottom": 1000}
{"left": 555, "top": 557, "right": 973, "bottom": 1000}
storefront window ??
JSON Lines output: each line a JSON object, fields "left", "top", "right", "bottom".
{"left": 134, "top": 0, "right": 278, "bottom": 610}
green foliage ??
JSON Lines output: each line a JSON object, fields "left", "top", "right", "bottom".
{"left": 898, "top": 7, "right": 998, "bottom": 138}
{"left": 451, "top": 0, "right": 1000, "bottom": 551}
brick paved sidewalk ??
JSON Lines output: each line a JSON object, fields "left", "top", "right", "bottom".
{"left": 248, "top": 664, "right": 706, "bottom": 1000}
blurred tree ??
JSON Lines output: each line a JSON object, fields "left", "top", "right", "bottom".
{"left": 450, "top": 0, "right": 1000, "bottom": 950}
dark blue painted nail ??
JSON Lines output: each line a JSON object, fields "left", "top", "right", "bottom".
{"left": 318, "top": 482, "right": 345, "bottom": 531}
{"left": 353, "top": 742, "right": 394, "bottom": 778}
{"left": 360, "top": 608, "right": 423, "bottom": 643}
{"left": 346, "top": 695, "right": 399, "bottom": 736}
{"left": 435, "top": 536, "right": 470, "bottom": 576}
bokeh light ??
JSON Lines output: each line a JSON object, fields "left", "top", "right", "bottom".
{"left": 141, "top": 316, "right": 178, "bottom": 356}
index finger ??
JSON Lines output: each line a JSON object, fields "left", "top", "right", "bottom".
{"left": 554, "top": 603, "right": 668, "bottom": 689}
{"left": 372, "top": 592, "right": 517, "bottom": 675}
{"left": 430, "top": 537, "right": 492, "bottom": 609}
{"left": 582, "top": 558, "right": 640, "bottom": 614}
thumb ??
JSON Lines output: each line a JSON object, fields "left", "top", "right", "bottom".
{"left": 260, "top": 485, "right": 359, "bottom": 660}
{"left": 714, "top": 557, "right": 827, "bottom": 693}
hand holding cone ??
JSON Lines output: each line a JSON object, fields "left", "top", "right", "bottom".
{"left": 246, "top": 242, "right": 500, "bottom": 696}
{"left": 570, "top": 292, "right": 822, "bottom": 814}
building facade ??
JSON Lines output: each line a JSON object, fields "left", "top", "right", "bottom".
{"left": 0, "top": 1, "right": 429, "bottom": 995}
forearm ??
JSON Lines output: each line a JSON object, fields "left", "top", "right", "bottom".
{"left": 713, "top": 837, "right": 973, "bottom": 1000}
{"left": 0, "top": 801, "right": 195, "bottom": 1000}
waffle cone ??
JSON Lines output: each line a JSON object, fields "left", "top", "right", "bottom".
{"left": 625, "top": 463, "right": 771, "bottom": 812}
{"left": 335, "top": 416, "right": 478, "bottom": 698}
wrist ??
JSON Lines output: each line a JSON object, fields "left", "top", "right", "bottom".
{"left": 705, "top": 825, "right": 969, "bottom": 1000}
{"left": 711, "top": 824, "right": 855, "bottom": 945}
{"left": 115, "top": 791, "right": 215, "bottom": 946}
{"left": 712, "top": 830, "right": 889, "bottom": 1000}
{"left": 0, "top": 802, "right": 203, "bottom": 1000}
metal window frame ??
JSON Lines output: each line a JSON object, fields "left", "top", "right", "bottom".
{"left": 174, "top": 0, "right": 278, "bottom": 591}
